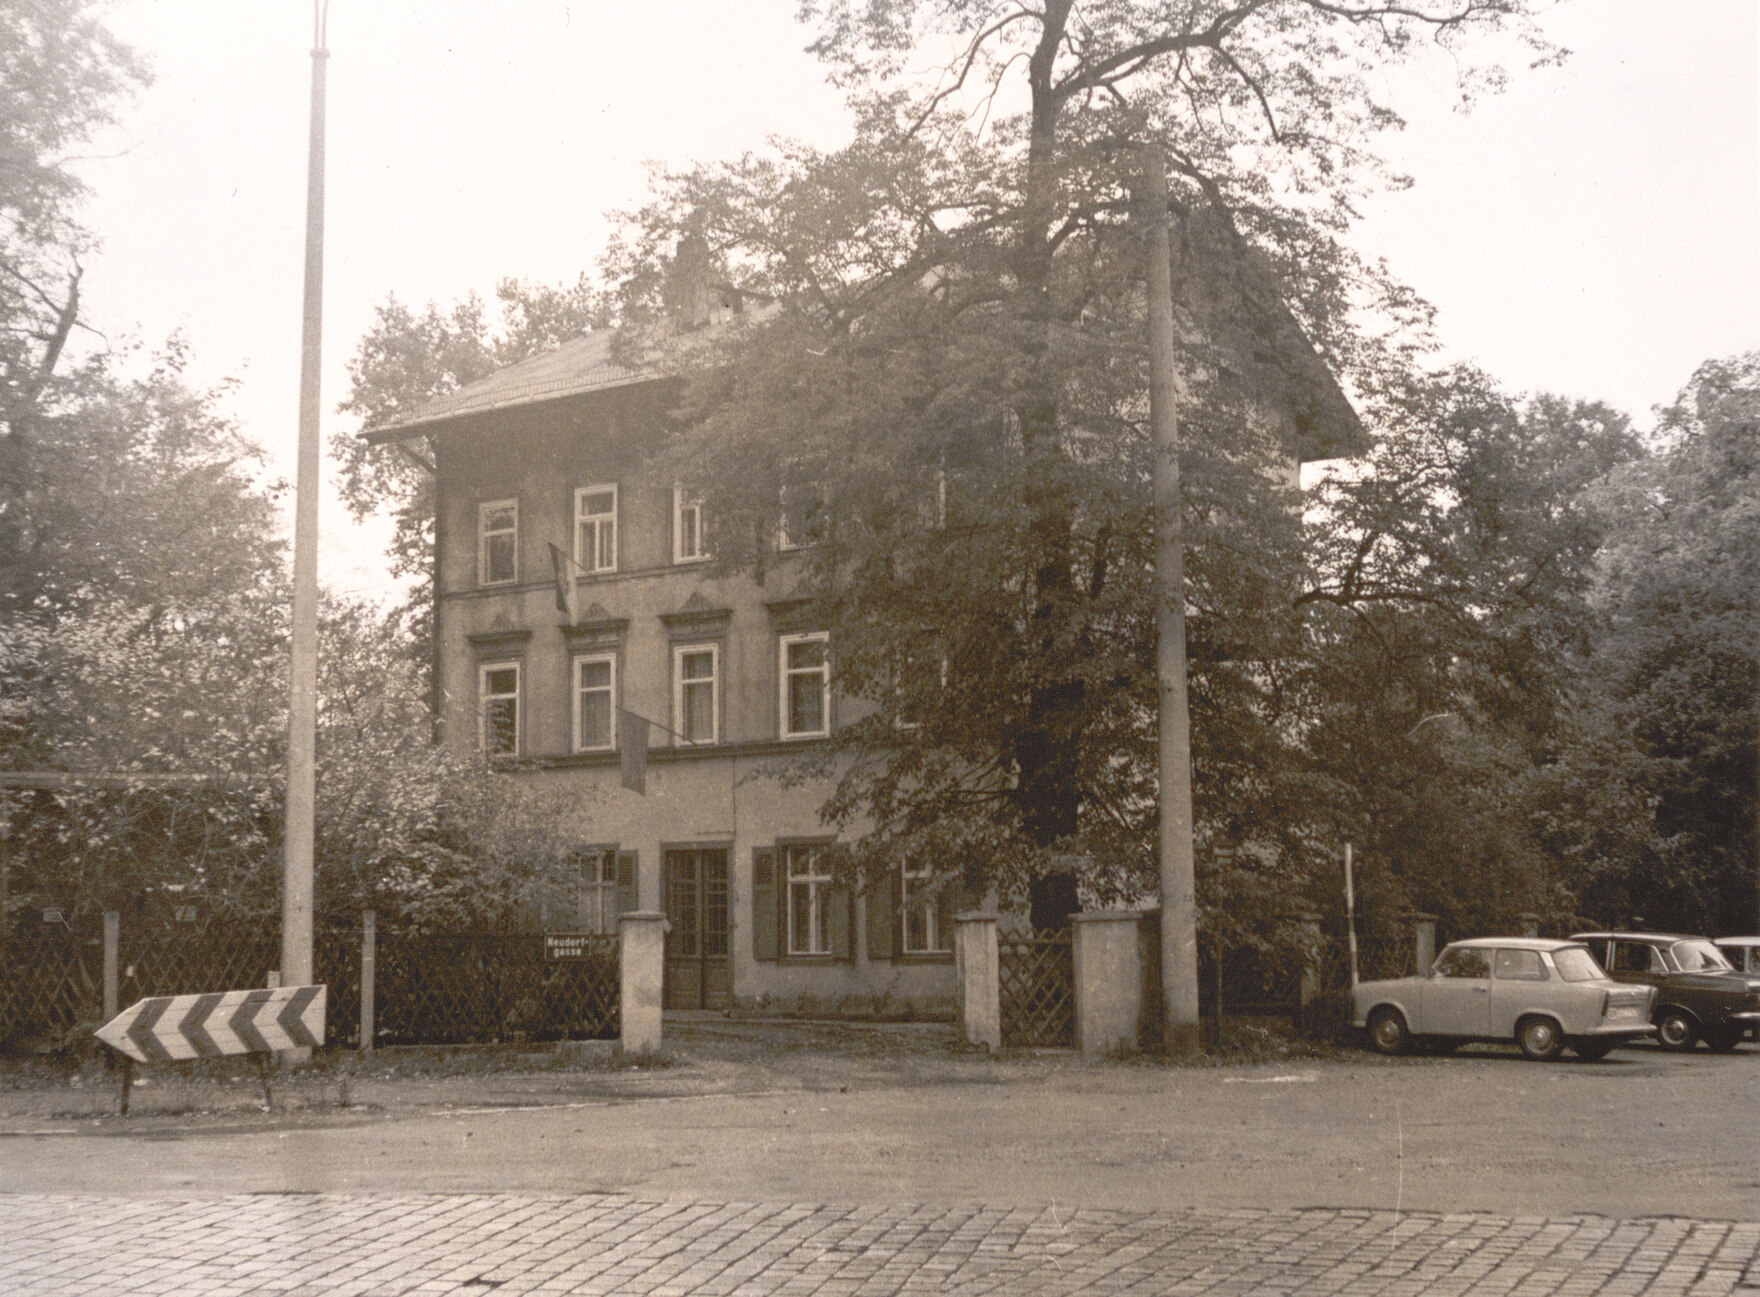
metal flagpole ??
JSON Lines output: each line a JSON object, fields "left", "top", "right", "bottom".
{"left": 282, "top": 0, "right": 330, "bottom": 1054}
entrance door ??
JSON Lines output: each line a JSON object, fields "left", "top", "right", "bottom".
{"left": 663, "top": 848, "right": 731, "bottom": 1009}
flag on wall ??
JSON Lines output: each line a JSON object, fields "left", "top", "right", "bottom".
{"left": 619, "top": 708, "right": 649, "bottom": 794}
{"left": 548, "top": 542, "right": 585, "bottom": 624}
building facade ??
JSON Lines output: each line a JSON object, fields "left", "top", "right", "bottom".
{"left": 365, "top": 332, "right": 959, "bottom": 1013}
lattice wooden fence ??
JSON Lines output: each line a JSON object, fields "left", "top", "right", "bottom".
{"left": 366, "top": 932, "right": 618, "bottom": 1046}
{"left": 1, "top": 918, "right": 618, "bottom": 1051}
{"left": 999, "top": 931, "right": 1075, "bottom": 1048}
{"left": 0, "top": 922, "right": 104, "bottom": 1046}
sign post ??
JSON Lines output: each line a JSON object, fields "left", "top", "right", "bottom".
{"left": 95, "top": 986, "right": 326, "bottom": 1114}
{"left": 1344, "top": 843, "right": 1360, "bottom": 989}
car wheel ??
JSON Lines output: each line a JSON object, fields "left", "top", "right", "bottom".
{"left": 1571, "top": 1038, "right": 1615, "bottom": 1062}
{"left": 1367, "top": 1007, "right": 1410, "bottom": 1056}
{"left": 1655, "top": 1009, "right": 1699, "bottom": 1052}
{"left": 1704, "top": 1027, "right": 1742, "bottom": 1054}
{"left": 1517, "top": 1015, "right": 1564, "bottom": 1061}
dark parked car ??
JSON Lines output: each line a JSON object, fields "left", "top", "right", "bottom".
{"left": 1572, "top": 932, "right": 1760, "bottom": 1052}
{"left": 1714, "top": 938, "right": 1760, "bottom": 978}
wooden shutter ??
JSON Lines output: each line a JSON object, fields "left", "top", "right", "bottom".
{"left": 828, "top": 883, "right": 854, "bottom": 961}
{"left": 864, "top": 866, "right": 895, "bottom": 962}
{"left": 615, "top": 851, "right": 638, "bottom": 916}
{"left": 751, "top": 847, "right": 778, "bottom": 961}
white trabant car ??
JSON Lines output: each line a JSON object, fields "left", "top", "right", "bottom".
{"left": 1352, "top": 937, "right": 1657, "bottom": 1061}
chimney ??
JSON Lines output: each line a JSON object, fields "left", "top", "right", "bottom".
{"left": 665, "top": 235, "right": 714, "bottom": 331}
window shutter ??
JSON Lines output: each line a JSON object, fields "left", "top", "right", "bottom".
{"left": 864, "top": 868, "right": 894, "bottom": 961}
{"left": 751, "top": 848, "right": 778, "bottom": 961}
{"left": 615, "top": 851, "right": 639, "bottom": 916}
{"left": 829, "top": 883, "right": 853, "bottom": 962}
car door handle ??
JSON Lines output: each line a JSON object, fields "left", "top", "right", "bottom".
{"left": 1472, "top": 985, "right": 1489, "bottom": 993}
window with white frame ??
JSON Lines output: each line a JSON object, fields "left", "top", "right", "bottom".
{"left": 478, "top": 499, "right": 518, "bottom": 585}
{"left": 573, "top": 654, "right": 617, "bottom": 752}
{"left": 673, "top": 643, "right": 719, "bottom": 745}
{"left": 891, "top": 639, "right": 946, "bottom": 730}
{"left": 776, "top": 484, "right": 826, "bottom": 551}
{"left": 479, "top": 662, "right": 521, "bottom": 757}
{"left": 574, "top": 484, "right": 617, "bottom": 573}
{"left": 779, "top": 632, "right": 829, "bottom": 739}
{"left": 901, "top": 859, "right": 949, "bottom": 954}
{"left": 571, "top": 847, "right": 619, "bottom": 935}
{"left": 785, "top": 843, "right": 833, "bottom": 955}
{"left": 672, "top": 486, "right": 708, "bottom": 564}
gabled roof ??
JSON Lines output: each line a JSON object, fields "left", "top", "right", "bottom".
{"left": 360, "top": 330, "right": 649, "bottom": 442}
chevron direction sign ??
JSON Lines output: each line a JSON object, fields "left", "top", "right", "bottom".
{"left": 95, "top": 986, "right": 327, "bottom": 1063}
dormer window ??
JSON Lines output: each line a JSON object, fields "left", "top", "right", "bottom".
{"left": 574, "top": 485, "right": 617, "bottom": 573}
{"left": 478, "top": 499, "right": 518, "bottom": 586}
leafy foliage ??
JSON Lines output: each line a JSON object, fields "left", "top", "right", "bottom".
{"left": 600, "top": 0, "right": 1554, "bottom": 925}
{"left": 1535, "top": 354, "right": 1760, "bottom": 933}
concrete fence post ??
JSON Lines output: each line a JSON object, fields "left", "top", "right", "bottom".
{"left": 618, "top": 911, "right": 670, "bottom": 1055}
{"left": 1409, "top": 913, "right": 1439, "bottom": 975}
{"left": 1295, "top": 912, "right": 1323, "bottom": 1008}
{"left": 360, "top": 910, "right": 376, "bottom": 1053}
{"left": 102, "top": 911, "right": 120, "bottom": 1023}
{"left": 954, "top": 912, "right": 1001, "bottom": 1052}
{"left": 1518, "top": 911, "right": 1541, "bottom": 938}
{"left": 1072, "top": 911, "right": 1143, "bottom": 1057}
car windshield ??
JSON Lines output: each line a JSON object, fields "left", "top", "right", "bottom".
{"left": 1551, "top": 947, "right": 1603, "bottom": 983}
{"left": 1669, "top": 940, "right": 1733, "bottom": 972}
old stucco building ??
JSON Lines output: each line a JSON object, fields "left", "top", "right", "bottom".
{"left": 364, "top": 327, "right": 961, "bottom": 1013}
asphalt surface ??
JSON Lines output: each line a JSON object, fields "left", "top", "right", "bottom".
{"left": 0, "top": 1024, "right": 1755, "bottom": 1293}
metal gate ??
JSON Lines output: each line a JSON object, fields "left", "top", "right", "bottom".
{"left": 999, "top": 931, "right": 1075, "bottom": 1047}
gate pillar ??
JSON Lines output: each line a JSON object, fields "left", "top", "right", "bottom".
{"left": 1072, "top": 911, "right": 1143, "bottom": 1056}
{"left": 1409, "top": 912, "right": 1439, "bottom": 975}
{"left": 618, "top": 911, "right": 670, "bottom": 1054}
{"left": 954, "top": 912, "right": 1001, "bottom": 1052}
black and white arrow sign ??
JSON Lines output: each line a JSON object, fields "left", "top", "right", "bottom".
{"left": 95, "top": 986, "right": 327, "bottom": 1063}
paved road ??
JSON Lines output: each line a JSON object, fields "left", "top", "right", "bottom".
{"left": 4, "top": 1052, "right": 1756, "bottom": 1219}
{"left": 3, "top": 1192, "right": 1759, "bottom": 1296}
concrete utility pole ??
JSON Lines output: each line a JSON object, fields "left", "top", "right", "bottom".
{"left": 1141, "top": 148, "right": 1201, "bottom": 1058}
{"left": 282, "top": 0, "right": 330, "bottom": 1042}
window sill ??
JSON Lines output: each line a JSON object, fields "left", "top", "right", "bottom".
{"left": 893, "top": 951, "right": 954, "bottom": 965}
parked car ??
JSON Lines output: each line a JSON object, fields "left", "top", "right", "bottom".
{"left": 1572, "top": 932, "right": 1760, "bottom": 1052}
{"left": 1713, "top": 937, "right": 1760, "bottom": 978}
{"left": 1352, "top": 937, "right": 1656, "bottom": 1061}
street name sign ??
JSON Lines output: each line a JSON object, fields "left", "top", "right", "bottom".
{"left": 95, "top": 985, "right": 327, "bottom": 1063}
{"left": 544, "top": 934, "right": 607, "bottom": 961}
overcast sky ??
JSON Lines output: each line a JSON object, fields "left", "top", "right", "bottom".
{"left": 72, "top": 1, "right": 1760, "bottom": 600}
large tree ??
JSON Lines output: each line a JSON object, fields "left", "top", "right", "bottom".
{"left": 599, "top": 0, "right": 1552, "bottom": 906}
{"left": 1534, "top": 353, "right": 1760, "bottom": 934}
{"left": 1296, "top": 370, "right": 1643, "bottom": 941}
{"left": 1, "top": 0, "right": 148, "bottom": 597}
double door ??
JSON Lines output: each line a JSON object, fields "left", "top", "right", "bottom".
{"left": 663, "top": 848, "right": 731, "bottom": 1010}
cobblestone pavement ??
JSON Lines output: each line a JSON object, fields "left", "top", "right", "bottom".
{"left": 3, "top": 1194, "right": 1758, "bottom": 1296}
